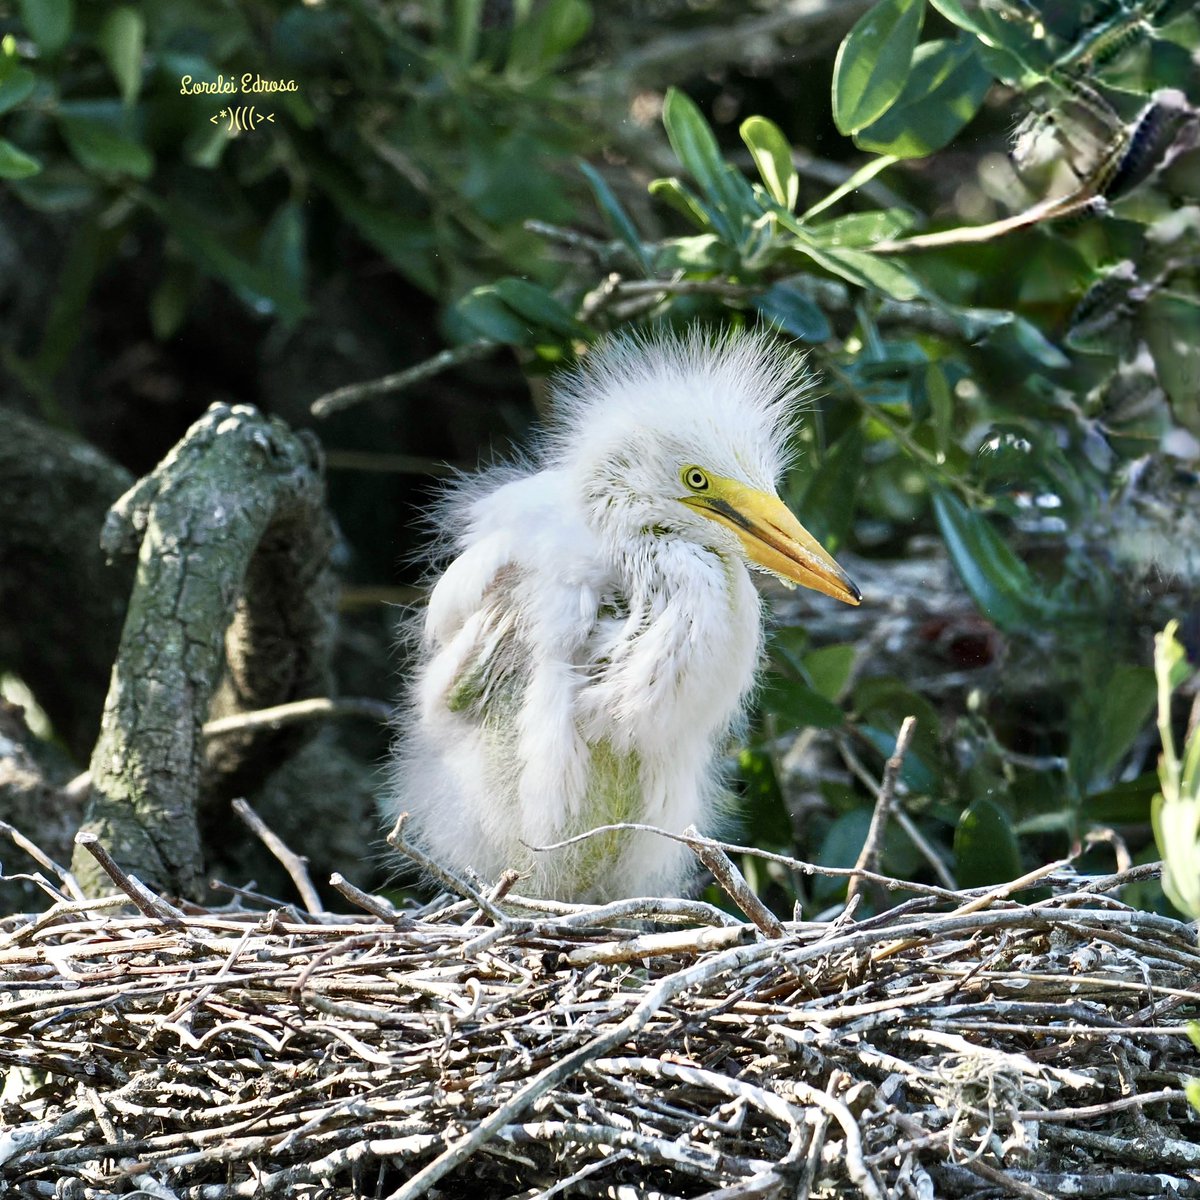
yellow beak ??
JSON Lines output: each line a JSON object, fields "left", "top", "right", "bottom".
{"left": 682, "top": 477, "right": 861, "bottom": 606}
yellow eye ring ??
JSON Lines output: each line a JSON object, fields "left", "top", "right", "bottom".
{"left": 682, "top": 466, "right": 710, "bottom": 492}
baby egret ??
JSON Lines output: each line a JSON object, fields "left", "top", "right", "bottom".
{"left": 389, "top": 328, "right": 860, "bottom": 901}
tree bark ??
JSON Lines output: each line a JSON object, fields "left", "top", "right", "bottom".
{"left": 70, "top": 403, "right": 337, "bottom": 899}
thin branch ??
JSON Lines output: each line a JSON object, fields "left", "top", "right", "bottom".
{"left": 203, "top": 696, "right": 391, "bottom": 739}
{"left": 847, "top": 716, "right": 917, "bottom": 908}
{"left": 385, "top": 812, "right": 515, "bottom": 929}
{"left": 0, "top": 820, "right": 87, "bottom": 902}
{"left": 311, "top": 342, "right": 497, "bottom": 418}
{"left": 231, "top": 799, "right": 324, "bottom": 916}
{"left": 684, "top": 823, "right": 785, "bottom": 938}
{"left": 72, "top": 833, "right": 187, "bottom": 929}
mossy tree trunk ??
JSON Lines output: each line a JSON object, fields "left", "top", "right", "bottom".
{"left": 70, "top": 403, "right": 338, "bottom": 899}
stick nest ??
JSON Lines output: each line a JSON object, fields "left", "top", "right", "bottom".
{"left": 2, "top": 848, "right": 1199, "bottom": 1200}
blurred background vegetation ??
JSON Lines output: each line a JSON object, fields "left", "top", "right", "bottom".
{"left": 1, "top": 0, "right": 1198, "bottom": 918}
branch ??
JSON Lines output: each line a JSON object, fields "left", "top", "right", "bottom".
{"left": 847, "top": 716, "right": 917, "bottom": 908}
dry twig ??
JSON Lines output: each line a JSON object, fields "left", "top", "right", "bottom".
{"left": 2, "top": 826, "right": 1198, "bottom": 1198}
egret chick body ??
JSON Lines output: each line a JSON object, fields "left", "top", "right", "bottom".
{"left": 389, "top": 329, "right": 859, "bottom": 901}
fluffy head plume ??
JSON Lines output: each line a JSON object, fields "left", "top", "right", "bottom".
{"left": 543, "top": 326, "right": 812, "bottom": 488}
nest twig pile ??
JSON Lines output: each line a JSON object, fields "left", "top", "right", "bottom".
{"left": 2, "top": 822, "right": 1199, "bottom": 1200}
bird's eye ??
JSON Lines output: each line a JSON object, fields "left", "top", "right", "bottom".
{"left": 682, "top": 466, "right": 710, "bottom": 492}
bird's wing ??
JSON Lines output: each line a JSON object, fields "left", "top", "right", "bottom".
{"left": 419, "top": 531, "right": 527, "bottom": 721}
{"left": 419, "top": 469, "right": 602, "bottom": 726}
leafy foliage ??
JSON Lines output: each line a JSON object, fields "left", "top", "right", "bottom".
{"left": 2, "top": 0, "right": 1198, "bottom": 914}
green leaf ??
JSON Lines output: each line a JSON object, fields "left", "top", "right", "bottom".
{"left": 655, "top": 235, "right": 730, "bottom": 273}
{"left": 1078, "top": 666, "right": 1157, "bottom": 788}
{"left": 9, "top": 163, "right": 93, "bottom": 209}
{"left": 854, "top": 678, "right": 943, "bottom": 794}
{"left": 492, "top": 277, "right": 586, "bottom": 339}
{"left": 926, "top": 0, "right": 988, "bottom": 39}
{"left": 802, "top": 154, "right": 899, "bottom": 222}
{"left": 810, "top": 208, "right": 915, "bottom": 247}
{"left": 815, "top": 809, "right": 873, "bottom": 899}
{"left": 1153, "top": 791, "right": 1200, "bottom": 919}
{"left": 1144, "top": 293, "right": 1200, "bottom": 414}
{"left": 450, "top": 0, "right": 484, "bottom": 63}
{"left": 312, "top": 165, "right": 438, "bottom": 293}
{"left": 925, "top": 362, "right": 953, "bottom": 460}
{"left": 737, "top": 747, "right": 793, "bottom": 846}
{"left": 753, "top": 281, "right": 831, "bottom": 342}
{"left": 649, "top": 176, "right": 713, "bottom": 231}
{"left": 0, "top": 137, "right": 41, "bottom": 179}
{"left": 740, "top": 115, "right": 798, "bottom": 211}
{"left": 795, "top": 424, "right": 865, "bottom": 547}
{"left": 832, "top": 0, "right": 925, "bottom": 135}
{"left": 1085, "top": 774, "right": 1157, "bottom": 825}
{"left": 508, "top": 0, "right": 591, "bottom": 75}
{"left": 662, "top": 87, "right": 756, "bottom": 243}
{"left": 927, "top": 0, "right": 1046, "bottom": 85}
{"left": 149, "top": 261, "right": 197, "bottom": 341}
{"left": 803, "top": 644, "right": 857, "bottom": 702}
{"left": 98, "top": 8, "right": 144, "bottom": 106}
{"left": 0, "top": 66, "right": 35, "bottom": 115}
{"left": 788, "top": 233, "right": 922, "bottom": 301}
{"left": 1186, "top": 1078, "right": 1200, "bottom": 1115}
{"left": 855, "top": 37, "right": 991, "bottom": 158}
{"left": 258, "top": 202, "right": 307, "bottom": 327}
{"left": 31, "top": 219, "right": 120, "bottom": 378}
{"left": 58, "top": 114, "right": 152, "bottom": 179}
{"left": 578, "top": 159, "right": 651, "bottom": 274}
{"left": 1000, "top": 316, "right": 1071, "bottom": 371}
{"left": 20, "top": 0, "right": 72, "bottom": 55}
{"left": 761, "top": 675, "right": 845, "bottom": 732}
{"left": 931, "top": 489, "right": 1053, "bottom": 631}
{"left": 456, "top": 286, "right": 535, "bottom": 346}
{"left": 955, "top": 797, "right": 1021, "bottom": 887}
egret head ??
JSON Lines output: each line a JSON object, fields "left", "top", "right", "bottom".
{"left": 548, "top": 328, "right": 861, "bottom": 605}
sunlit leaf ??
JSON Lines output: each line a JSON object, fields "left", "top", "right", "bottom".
{"left": 809, "top": 209, "right": 914, "bottom": 247}
{"left": 832, "top": 0, "right": 925, "bottom": 135}
{"left": 855, "top": 37, "right": 991, "bottom": 159}
{"left": 740, "top": 115, "right": 798, "bottom": 210}
{"left": 662, "top": 87, "right": 757, "bottom": 243}
{"left": 648, "top": 176, "right": 712, "bottom": 231}
{"left": 1153, "top": 791, "right": 1200, "bottom": 919}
